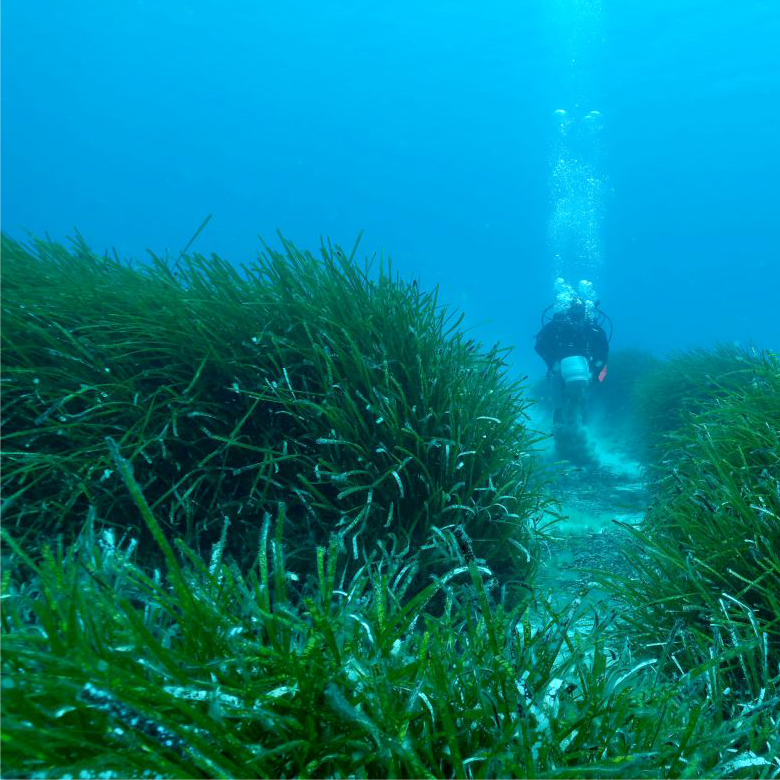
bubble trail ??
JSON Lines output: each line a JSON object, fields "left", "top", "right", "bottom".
{"left": 546, "top": 0, "right": 606, "bottom": 297}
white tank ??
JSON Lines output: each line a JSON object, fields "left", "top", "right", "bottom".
{"left": 560, "top": 355, "right": 590, "bottom": 384}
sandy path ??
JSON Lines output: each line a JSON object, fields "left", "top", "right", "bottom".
{"left": 535, "top": 453, "right": 647, "bottom": 613}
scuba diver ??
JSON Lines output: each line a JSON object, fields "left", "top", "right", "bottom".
{"left": 534, "top": 286, "right": 611, "bottom": 462}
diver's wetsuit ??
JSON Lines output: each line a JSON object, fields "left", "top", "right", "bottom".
{"left": 534, "top": 314, "right": 609, "bottom": 379}
{"left": 535, "top": 313, "right": 609, "bottom": 431}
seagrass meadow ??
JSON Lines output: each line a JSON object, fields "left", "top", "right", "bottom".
{"left": 2, "top": 234, "right": 780, "bottom": 778}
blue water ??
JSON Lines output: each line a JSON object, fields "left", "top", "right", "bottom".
{"left": 3, "top": 0, "right": 779, "bottom": 377}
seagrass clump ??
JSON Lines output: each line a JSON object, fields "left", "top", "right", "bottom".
{"left": 632, "top": 343, "right": 761, "bottom": 462}
{"left": 1, "top": 232, "right": 545, "bottom": 582}
{"left": 603, "top": 348, "right": 780, "bottom": 693}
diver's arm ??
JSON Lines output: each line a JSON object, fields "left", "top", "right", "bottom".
{"left": 534, "top": 323, "right": 559, "bottom": 370}
{"left": 590, "top": 327, "right": 609, "bottom": 368}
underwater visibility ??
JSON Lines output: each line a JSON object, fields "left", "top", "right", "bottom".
{"left": 2, "top": 1, "right": 779, "bottom": 778}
